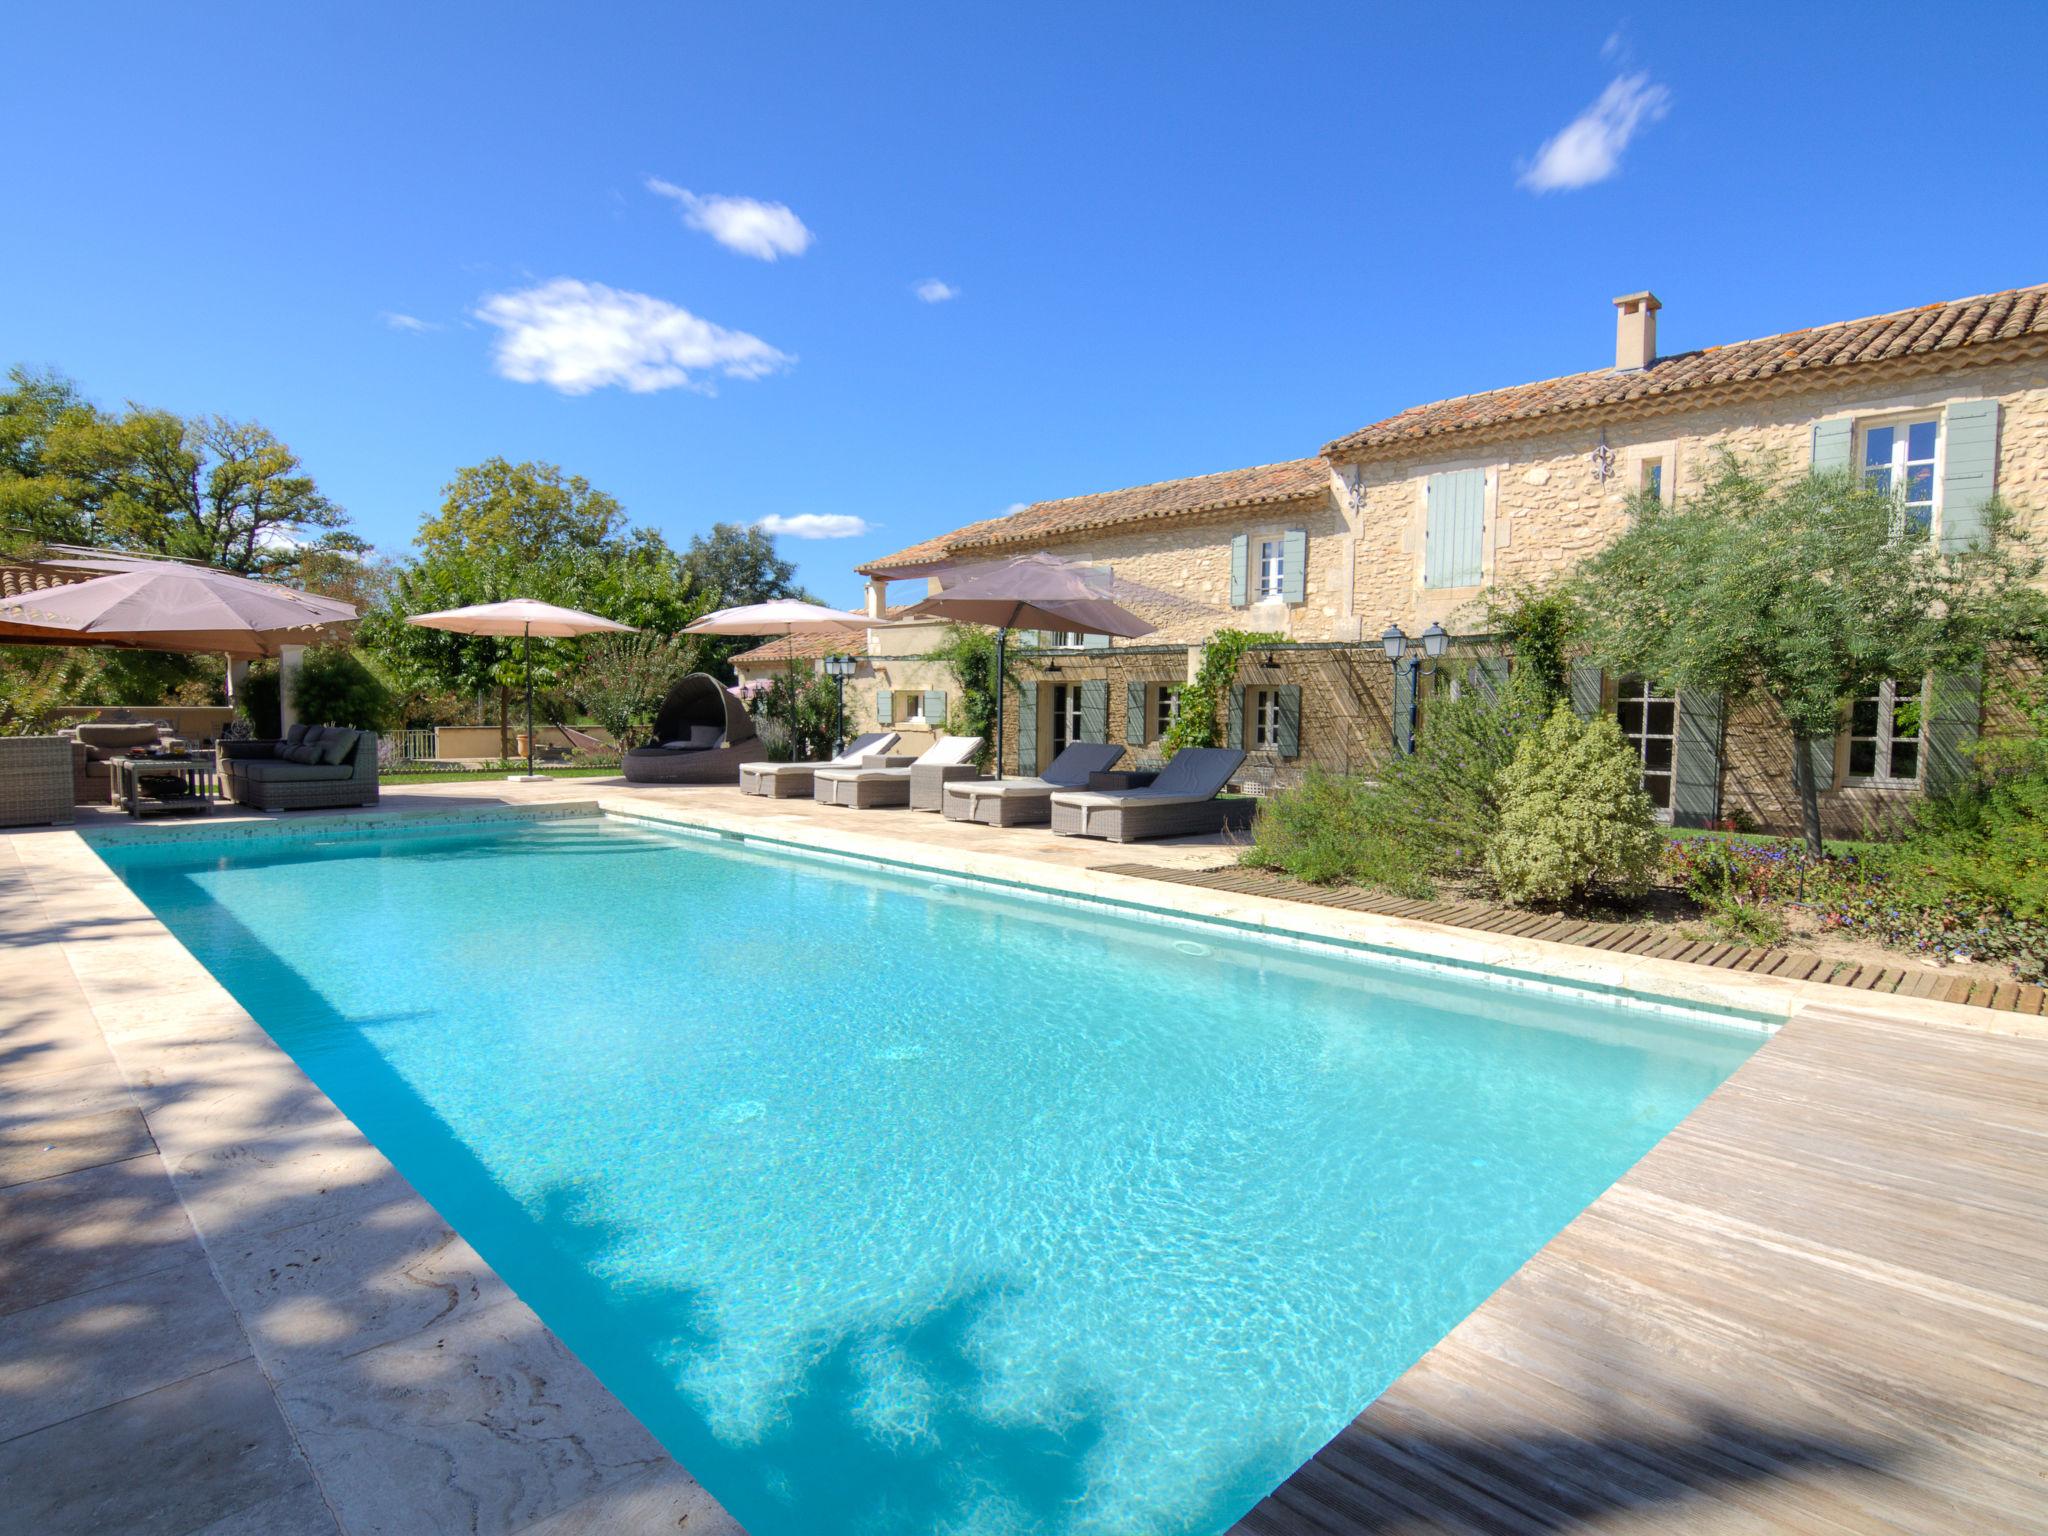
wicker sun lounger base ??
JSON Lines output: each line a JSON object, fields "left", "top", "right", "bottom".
{"left": 1048, "top": 795, "right": 1251, "bottom": 842}
{"left": 943, "top": 780, "right": 1058, "bottom": 826}
{"left": 815, "top": 770, "right": 912, "bottom": 809}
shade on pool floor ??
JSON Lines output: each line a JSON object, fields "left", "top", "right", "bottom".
{"left": 102, "top": 815, "right": 1759, "bottom": 1536}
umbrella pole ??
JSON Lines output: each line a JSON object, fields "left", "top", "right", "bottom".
{"left": 523, "top": 625, "right": 535, "bottom": 778}
{"left": 994, "top": 627, "right": 1006, "bottom": 777}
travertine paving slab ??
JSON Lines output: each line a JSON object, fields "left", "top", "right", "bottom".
{"left": 0, "top": 1102, "right": 152, "bottom": 1187}
{"left": 0, "top": 1139, "right": 204, "bottom": 1316}
{"left": 515, "top": 1461, "right": 748, "bottom": 1535}
{"left": 277, "top": 1297, "right": 675, "bottom": 1536}
{"left": 0, "top": 1252, "right": 248, "bottom": 1440}
{"left": 218, "top": 1198, "right": 514, "bottom": 1377}
{"left": 166, "top": 1131, "right": 420, "bottom": 1244}
{"left": 0, "top": 1358, "right": 316, "bottom": 1536}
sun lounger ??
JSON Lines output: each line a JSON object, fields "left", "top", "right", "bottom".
{"left": 739, "top": 733, "right": 902, "bottom": 798}
{"left": 815, "top": 735, "right": 983, "bottom": 810}
{"left": 622, "top": 675, "right": 767, "bottom": 784}
{"left": 1048, "top": 747, "right": 1246, "bottom": 842}
{"left": 941, "top": 742, "right": 1126, "bottom": 827}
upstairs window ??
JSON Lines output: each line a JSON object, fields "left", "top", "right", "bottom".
{"left": 1862, "top": 416, "right": 1939, "bottom": 537}
{"left": 1640, "top": 457, "right": 1665, "bottom": 503}
{"left": 1257, "top": 538, "right": 1286, "bottom": 600}
{"left": 1847, "top": 679, "right": 1923, "bottom": 783}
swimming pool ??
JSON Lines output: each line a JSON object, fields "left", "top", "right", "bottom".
{"left": 101, "top": 813, "right": 1759, "bottom": 1536}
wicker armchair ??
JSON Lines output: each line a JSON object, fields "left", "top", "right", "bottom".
{"left": 0, "top": 737, "right": 76, "bottom": 827}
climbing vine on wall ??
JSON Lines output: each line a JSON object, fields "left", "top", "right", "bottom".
{"left": 1157, "top": 628, "right": 1284, "bottom": 757}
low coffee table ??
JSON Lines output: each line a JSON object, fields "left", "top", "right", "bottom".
{"left": 108, "top": 753, "right": 220, "bottom": 818}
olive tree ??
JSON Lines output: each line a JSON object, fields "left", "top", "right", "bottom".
{"left": 1571, "top": 452, "right": 2048, "bottom": 855}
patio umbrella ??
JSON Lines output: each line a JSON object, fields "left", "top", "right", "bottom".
{"left": 0, "top": 563, "right": 357, "bottom": 658}
{"left": 684, "top": 600, "right": 885, "bottom": 756}
{"left": 899, "top": 552, "right": 1155, "bottom": 775}
{"left": 406, "top": 599, "right": 637, "bottom": 779}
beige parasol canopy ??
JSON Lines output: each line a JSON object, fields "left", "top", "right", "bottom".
{"left": 0, "top": 562, "right": 357, "bottom": 658}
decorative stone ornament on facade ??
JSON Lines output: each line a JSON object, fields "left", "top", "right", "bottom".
{"left": 1588, "top": 429, "right": 1618, "bottom": 484}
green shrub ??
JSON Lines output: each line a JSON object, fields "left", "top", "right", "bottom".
{"left": 237, "top": 663, "right": 282, "bottom": 738}
{"left": 289, "top": 648, "right": 394, "bottom": 731}
{"left": 1368, "top": 670, "right": 1551, "bottom": 873}
{"left": 749, "top": 668, "right": 839, "bottom": 762}
{"left": 1243, "top": 770, "right": 1434, "bottom": 894}
{"left": 1485, "top": 704, "right": 1661, "bottom": 904}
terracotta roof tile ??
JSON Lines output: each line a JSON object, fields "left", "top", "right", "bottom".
{"left": 858, "top": 458, "right": 1328, "bottom": 576}
{"left": 1325, "top": 283, "right": 2048, "bottom": 459}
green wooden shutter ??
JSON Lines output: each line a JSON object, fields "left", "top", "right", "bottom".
{"left": 1468, "top": 656, "right": 1509, "bottom": 703}
{"left": 1569, "top": 661, "right": 1603, "bottom": 721}
{"left": 1393, "top": 659, "right": 1417, "bottom": 753}
{"left": 1940, "top": 400, "right": 2001, "bottom": 553}
{"left": 1281, "top": 529, "right": 1307, "bottom": 604}
{"left": 1016, "top": 685, "right": 1037, "bottom": 771}
{"left": 1811, "top": 417, "right": 1853, "bottom": 473}
{"left": 922, "top": 689, "right": 946, "bottom": 725}
{"left": 1229, "top": 534, "right": 1249, "bottom": 607}
{"left": 1125, "top": 681, "right": 1148, "bottom": 745}
{"left": 1227, "top": 684, "right": 1245, "bottom": 749}
{"left": 1925, "top": 667, "right": 1983, "bottom": 794}
{"left": 1079, "top": 679, "right": 1108, "bottom": 741}
{"left": 1083, "top": 630, "right": 1111, "bottom": 650}
{"left": 1424, "top": 469, "right": 1485, "bottom": 588}
{"left": 875, "top": 689, "right": 893, "bottom": 725}
{"left": 1275, "top": 685, "right": 1301, "bottom": 758}
{"left": 1671, "top": 688, "right": 1724, "bottom": 829}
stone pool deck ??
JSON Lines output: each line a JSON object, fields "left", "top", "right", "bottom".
{"left": 4, "top": 776, "right": 2046, "bottom": 1535}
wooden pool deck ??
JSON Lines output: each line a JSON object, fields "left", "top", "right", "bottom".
{"left": 7, "top": 779, "right": 2047, "bottom": 1534}
{"left": 1232, "top": 1000, "right": 2048, "bottom": 1535}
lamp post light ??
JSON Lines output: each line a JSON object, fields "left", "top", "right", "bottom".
{"left": 822, "top": 653, "right": 858, "bottom": 756}
{"left": 1379, "top": 623, "right": 1452, "bottom": 753}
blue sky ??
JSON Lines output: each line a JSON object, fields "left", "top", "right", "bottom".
{"left": 10, "top": 3, "right": 2047, "bottom": 605}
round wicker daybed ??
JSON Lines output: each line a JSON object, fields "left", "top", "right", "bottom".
{"left": 622, "top": 674, "right": 768, "bottom": 785}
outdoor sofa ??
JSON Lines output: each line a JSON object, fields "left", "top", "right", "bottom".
{"left": 0, "top": 736, "right": 76, "bottom": 827}
{"left": 814, "top": 735, "right": 983, "bottom": 810}
{"left": 221, "top": 724, "right": 380, "bottom": 812}
{"left": 1048, "top": 747, "right": 1246, "bottom": 843}
{"left": 622, "top": 674, "right": 768, "bottom": 785}
{"left": 941, "top": 742, "right": 1126, "bottom": 827}
{"left": 738, "top": 732, "right": 904, "bottom": 798}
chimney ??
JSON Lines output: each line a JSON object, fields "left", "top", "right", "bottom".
{"left": 1612, "top": 291, "right": 1661, "bottom": 372}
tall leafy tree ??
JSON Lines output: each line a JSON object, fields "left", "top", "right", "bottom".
{"left": 361, "top": 460, "right": 708, "bottom": 747}
{"left": 0, "top": 364, "right": 360, "bottom": 576}
{"left": 681, "top": 521, "right": 816, "bottom": 607}
{"left": 1572, "top": 453, "right": 2048, "bottom": 854}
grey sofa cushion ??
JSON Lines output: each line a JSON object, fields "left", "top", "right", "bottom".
{"left": 283, "top": 723, "right": 311, "bottom": 747}
{"left": 236, "top": 758, "right": 355, "bottom": 783}
{"left": 689, "top": 723, "right": 724, "bottom": 747}
{"left": 74, "top": 723, "right": 160, "bottom": 752}
{"left": 313, "top": 727, "right": 357, "bottom": 766}
{"left": 282, "top": 725, "right": 325, "bottom": 765}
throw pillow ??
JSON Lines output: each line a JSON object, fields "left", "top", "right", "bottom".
{"left": 315, "top": 728, "right": 357, "bottom": 766}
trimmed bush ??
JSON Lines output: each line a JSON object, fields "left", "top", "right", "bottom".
{"left": 1485, "top": 704, "right": 1660, "bottom": 904}
{"left": 1244, "top": 770, "right": 1433, "bottom": 894}
{"left": 289, "top": 649, "right": 394, "bottom": 731}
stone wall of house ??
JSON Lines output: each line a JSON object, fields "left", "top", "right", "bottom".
{"left": 869, "top": 489, "right": 1355, "bottom": 647}
{"left": 1343, "top": 355, "right": 2048, "bottom": 634}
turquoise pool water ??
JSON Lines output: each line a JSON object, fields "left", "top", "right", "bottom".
{"left": 102, "top": 814, "right": 1758, "bottom": 1536}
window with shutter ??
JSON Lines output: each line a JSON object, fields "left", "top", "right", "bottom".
{"left": 1423, "top": 470, "right": 1485, "bottom": 588}
{"left": 1079, "top": 679, "right": 1108, "bottom": 742}
{"left": 1275, "top": 685, "right": 1301, "bottom": 758}
{"left": 1229, "top": 533, "right": 1250, "bottom": 607}
{"left": 1940, "top": 400, "right": 2001, "bottom": 553}
{"left": 1615, "top": 676, "right": 1678, "bottom": 815}
{"left": 1281, "top": 529, "right": 1307, "bottom": 604}
{"left": 875, "top": 689, "right": 893, "bottom": 725}
{"left": 1017, "top": 685, "right": 1039, "bottom": 772}
{"left": 1125, "top": 681, "right": 1148, "bottom": 745}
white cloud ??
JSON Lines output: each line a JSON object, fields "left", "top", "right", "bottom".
{"left": 473, "top": 278, "right": 794, "bottom": 395}
{"left": 382, "top": 312, "right": 440, "bottom": 332}
{"left": 912, "top": 279, "right": 959, "bottom": 304}
{"left": 645, "top": 177, "right": 813, "bottom": 260}
{"left": 755, "top": 513, "right": 873, "bottom": 539}
{"left": 1518, "top": 71, "right": 1671, "bottom": 192}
